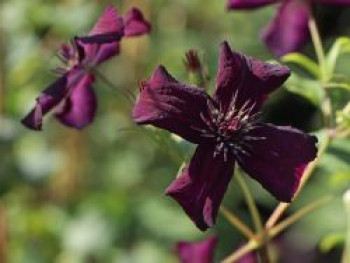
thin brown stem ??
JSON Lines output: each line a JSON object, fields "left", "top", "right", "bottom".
{"left": 268, "top": 196, "right": 332, "bottom": 237}
{"left": 222, "top": 240, "right": 258, "bottom": 263}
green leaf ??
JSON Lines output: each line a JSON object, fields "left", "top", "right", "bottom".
{"left": 326, "top": 37, "right": 350, "bottom": 76}
{"left": 281, "top": 53, "right": 320, "bottom": 78}
{"left": 325, "top": 83, "right": 350, "bottom": 91}
{"left": 319, "top": 233, "right": 346, "bottom": 253}
{"left": 284, "top": 73, "right": 325, "bottom": 106}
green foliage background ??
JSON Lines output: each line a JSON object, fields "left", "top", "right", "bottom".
{"left": 0, "top": 0, "right": 349, "bottom": 262}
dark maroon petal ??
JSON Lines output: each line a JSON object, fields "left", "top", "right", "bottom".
{"left": 262, "top": 0, "right": 310, "bottom": 57}
{"left": 317, "top": 0, "right": 350, "bottom": 4}
{"left": 166, "top": 144, "right": 235, "bottom": 230}
{"left": 236, "top": 123, "right": 317, "bottom": 202}
{"left": 133, "top": 66, "right": 210, "bottom": 144}
{"left": 227, "top": 0, "right": 278, "bottom": 9}
{"left": 124, "top": 7, "right": 151, "bottom": 37}
{"left": 55, "top": 73, "right": 96, "bottom": 129}
{"left": 82, "top": 5, "right": 124, "bottom": 65}
{"left": 177, "top": 236, "right": 218, "bottom": 263}
{"left": 21, "top": 75, "right": 68, "bottom": 131}
{"left": 214, "top": 41, "right": 290, "bottom": 113}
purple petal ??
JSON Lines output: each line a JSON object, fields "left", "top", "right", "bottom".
{"left": 82, "top": 5, "right": 124, "bottom": 65}
{"left": 89, "top": 5, "right": 124, "bottom": 37}
{"left": 227, "top": 0, "right": 277, "bottom": 9}
{"left": 21, "top": 75, "right": 68, "bottom": 131}
{"left": 133, "top": 66, "right": 210, "bottom": 144}
{"left": 124, "top": 7, "right": 151, "bottom": 37}
{"left": 236, "top": 124, "right": 317, "bottom": 202}
{"left": 317, "top": 0, "right": 350, "bottom": 4}
{"left": 166, "top": 144, "right": 235, "bottom": 230}
{"left": 55, "top": 73, "right": 96, "bottom": 129}
{"left": 177, "top": 236, "right": 218, "bottom": 263}
{"left": 262, "top": 0, "right": 310, "bottom": 57}
{"left": 214, "top": 41, "right": 290, "bottom": 113}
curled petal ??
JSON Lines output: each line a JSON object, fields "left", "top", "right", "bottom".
{"left": 55, "top": 73, "right": 96, "bottom": 129}
{"left": 89, "top": 5, "right": 124, "bottom": 38}
{"left": 237, "top": 124, "right": 317, "bottom": 202}
{"left": 214, "top": 41, "right": 290, "bottom": 113}
{"left": 21, "top": 76, "right": 68, "bottom": 131}
{"left": 166, "top": 144, "right": 235, "bottom": 230}
{"left": 124, "top": 7, "right": 151, "bottom": 37}
{"left": 227, "top": 0, "right": 277, "bottom": 9}
{"left": 177, "top": 236, "right": 218, "bottom": 263}
{"left": 81, "top": 5, "right": 124, "bottom": 65}
{"left": 262, "top": 0, "right": 310, "bottom": 57}
{"left": 133, "top": 66, "right": 210, "bottom": 144}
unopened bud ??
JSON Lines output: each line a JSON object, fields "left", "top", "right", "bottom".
{"left": 184, "top": 49, "right": 208, "bottom": 89}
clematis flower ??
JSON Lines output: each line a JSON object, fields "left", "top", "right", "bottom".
{"left": 22, "top": 5, "right": 151, "bottom": 130}
{"left": 227, "top": 0, "right": 350, "bottom": 56}
{"left": 177, "top": 236, "right": 218, "bottom": 263}
{"left": 133, "top": 41, "right": 317, "bottom": 230}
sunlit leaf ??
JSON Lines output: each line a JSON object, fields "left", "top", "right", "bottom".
{"left": 327, "top": 37, "right": 350, "bottom": 76}
{"left": 284, "top": 73, "right": 324, "bottom": 106}
{"left": 282, "top": 53, "right": 320, "bottom": 78}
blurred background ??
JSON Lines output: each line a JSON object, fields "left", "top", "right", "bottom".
{"left": 0, "top": 0, "right": 349, "bottom": 262}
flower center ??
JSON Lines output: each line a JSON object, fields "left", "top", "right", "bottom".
{"left": 195, "top": 93, "right": 265, "bottom": 161}
{"left": 54, "top": 41, "right": 84, "bottom": 75}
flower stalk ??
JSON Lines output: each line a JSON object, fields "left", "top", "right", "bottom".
{"left": 220, "top": 205, "right": 255, "bottom": 239}
{"left": 236, "top": 172, "right": 270, "bottom": 263}
{"left": 222, "top": 196, "right": 332, "bottom": 262}
{"left": 92, "top": 68, "right": 135, "bottom": 104}
{"left": 308, "top": 16, "right": 328, "bottom": 82}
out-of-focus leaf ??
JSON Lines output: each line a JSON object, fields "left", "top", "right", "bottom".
{"left": 319, "top": 233, "right": 345, "bottom": 253}
{"left": 282, "top": 53, "right": 320, "bottom": 78}
{"left": 327, "top": 37, "right": 350, "bottom": 76}
{"left": 284, "top": 73, "right": 325, "bottom": 106}
{"left": 330, "top": 172, "right": 350, "bottom": 189}
{"left": 336, "top": 102, "right": 350, "bottom": 129}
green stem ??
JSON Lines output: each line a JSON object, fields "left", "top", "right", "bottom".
{"left": 308, "top": 15, "right": 334, "bottom": 128}
{"left": 92, "top": 68, "right": 135, "bottom": 104}
{"left": 266, "top": 134, "right": 332, "bottom": 228}
{"left": 222, "top": 239, "right": 258, "bottom": 263}
{"left": 236, "top": 172, "right": 269, "bottom": 263}
{"left": 236, "top": 173, "right": 263, "bottom": 233}
{"left": 268, "top": 196, "right": 332, "bottom": 238}
{"left": 220, "top": 205, "right": 255, "bottom": 239}
{"left": 222, "top": 196, "right": 332, "bottom": 263}
{"left": 308, "top": 16, "right": 328, "bottom": 82}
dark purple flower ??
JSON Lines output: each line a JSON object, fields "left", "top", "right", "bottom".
{"left": 77, "top": 7, "right": 151, "bottom": 45}
{"left": 22, "top": 5, "right": 151, "bottom": 130}
{"left": 177, "top": 236, "right": 218, "bottom": 263}
{"left": 227, "top": 0, "right": 350, "bottom": 56}
{"left": 133, "top": 41, "right": 317, "bottom": 230}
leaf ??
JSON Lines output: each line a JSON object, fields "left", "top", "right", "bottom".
{"left": 327, "top": 37, "right": 350, "bottom": 76}
{"left": 284, "top": 73, "right": 325, "bottom": 106}
{"left": 319, "top": 233, "right": 345, "bottom": 253}
{"left": 281, "top": 53, "right": 320, "bottom": 78}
